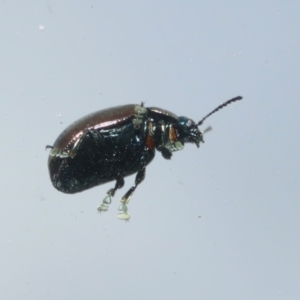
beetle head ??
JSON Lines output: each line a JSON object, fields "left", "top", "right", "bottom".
{"left": 177, "top": 96, "right": 243, "bottom": 148}
{"left": 176, "top": 117, "right": 203, "bottom": 148}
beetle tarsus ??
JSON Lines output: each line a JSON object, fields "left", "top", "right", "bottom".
{"left": 116, "top": 167, "right": 146, "bottom": 220}
{"left": 97, "top": 194, "right": 112, "bottom": 212}
{"left": 118, "top": 203, "right": 130, "bottom": 221}
{"left": 97, "top": 177, "right": 124, "bottom": 213}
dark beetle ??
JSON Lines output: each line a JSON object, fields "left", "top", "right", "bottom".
{"left": 47, "top": 96, "right": 242, "bottom": 220}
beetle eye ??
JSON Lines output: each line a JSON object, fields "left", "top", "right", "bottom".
{"left": 186, "top": 119, "right": 193, "bottom": 128}
{"left": 177, "top": 117, "right": 195, "bottom": 132}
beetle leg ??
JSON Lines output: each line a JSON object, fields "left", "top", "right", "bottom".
{"left": 156, "top": 120, "right": 173, "bottom": 159}
{"left": 118, "top": 167, "right": 146, "bottom": 221}
{"left": 160, "top": 147, "right": 172, "bottom": 159}
{"left": 97, "top": 176, "right": 124, "bottom": 213}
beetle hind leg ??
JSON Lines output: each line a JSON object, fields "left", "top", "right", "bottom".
{"left": 118, "top": 167, "right": 146, "bottom": 221}
{"left": 97, "top": 176, "right": 124, "bottom": 213}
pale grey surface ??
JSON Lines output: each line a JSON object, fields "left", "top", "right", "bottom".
{"left": 1, "top": 1, "right": 299, "bottom": 299}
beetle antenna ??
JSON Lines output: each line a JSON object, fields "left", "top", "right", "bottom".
{"left": 197, "top": 96, "right": 242, "bottom": 126}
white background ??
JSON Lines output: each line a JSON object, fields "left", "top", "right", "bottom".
{"left": 1, "top": 1, "right": 299, "bottom": 299}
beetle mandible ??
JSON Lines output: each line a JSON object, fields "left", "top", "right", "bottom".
{"left": 47, "top": 96, "right": 242, "bottom": 220}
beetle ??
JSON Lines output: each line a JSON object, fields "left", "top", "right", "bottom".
{"left": 47, "top": 96, "right": 242, "bottom": 220}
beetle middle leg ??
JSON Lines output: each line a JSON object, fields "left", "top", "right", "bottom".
{"left": 155, "top": 120, "right": 173, "bottom": 159}
{"left": 97, "top": 176, "right": 124, "bottom": 213}
{"left": 117, "top": 166, "right": 146, "bottom": 221}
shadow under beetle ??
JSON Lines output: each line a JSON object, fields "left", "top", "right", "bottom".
{"left": 47, "top": 96, "right": 242, "bottom": 220}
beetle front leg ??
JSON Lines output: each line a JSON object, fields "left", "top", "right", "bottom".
{"left": 97, "top": 176, "right": 124, "bottom": 213}
{"left": 159, "top": 147, "right": 172, "bottom": 159}
{"left": 118, "top": 167, "right": 146, "bottom": 221}
{"left": 156, "top": 120, "right": 173, "bottom": 160}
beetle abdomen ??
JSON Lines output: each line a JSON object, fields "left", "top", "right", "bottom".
{"left": 49, "top": 145, "right": 155, "bottom": 194}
